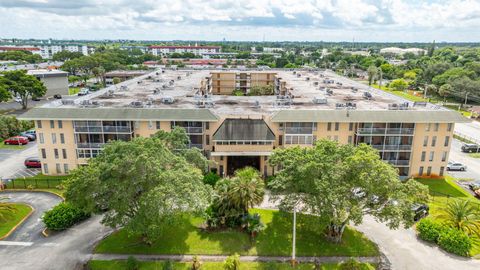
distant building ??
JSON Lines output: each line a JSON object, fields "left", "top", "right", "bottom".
{"left": 27, "top": 69, "right": 68, "bottom": 97}
{"left": 0, "top": 45, "right": 94, "bottom": 59}
{"left": 104, "top": 70, "right": 149, "bottom": 85}
{"left": 262, "top": 47, "right": 284, "bottom": 53}
{"left": 380, "top": 47, "right": 426, "bottom": 56}
{"left": 148, "top": 46, "right": 221, "bottom": 56}
{"left": 0, "top": 46, "right": 42, "bottom": 57}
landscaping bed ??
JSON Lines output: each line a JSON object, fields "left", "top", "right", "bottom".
{"left": 88, "top": 260, "right": 376, "bottom": 270}
{"left": 95, "top": 209, "right": 379, "bottom": 257}
{"left": 0, "top": 203, "right": 33, "bottom": 238}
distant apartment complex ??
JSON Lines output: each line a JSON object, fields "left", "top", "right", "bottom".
{"left": 20, "top": 69, "right": 467, "bottom": 179}
{"left": 380, "top": 47, "right": 426, "bottom": 56}
{"left": 0, "top": 44, "right": 94, "bottom": 59}
{"left": 148, "top": 45, "right": 221, "bottom": 56}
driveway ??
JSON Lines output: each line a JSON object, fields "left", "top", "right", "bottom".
{"left": 0, "top": 191, "right": 62, "bottom": 242}
{"left": 0, "top": 191, "right": 111, "bottom": 270}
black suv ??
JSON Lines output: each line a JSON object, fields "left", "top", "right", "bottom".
{"left": 461, "top": 143, "right": 480, "bottom": 153}
{"left": 412, "top": 203, "right": 429, "bottom": 222}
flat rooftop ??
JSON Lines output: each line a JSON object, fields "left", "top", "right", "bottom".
{"left": 22, "top": 68, "right": 467, "bottom": 123}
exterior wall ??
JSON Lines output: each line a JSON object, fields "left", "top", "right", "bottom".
{"left": 209, "top": 72, "right": 276, "bottom": 95}
{"left": 40, "top": 76, "right": 69, "bottom": 96}
{"left": 410, "top": 123, "right": 454, "bottom": 178}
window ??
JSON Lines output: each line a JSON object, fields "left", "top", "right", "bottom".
{"left": 442, "top": 151, "right": 447, "bottom": 162}
{"left": 50, "top": 120, "right": 55, "bottom": 129}
{"left": 206, "top": 135, "right": 210, "bottom": 146}
{"left": 425, "top": 123, "right": 431, "bottom": 131}
{"left": 41, "top": 148, "right": 46, "bottom": 159}
{"left": 327, "top": 122, "right": 332, "bottom": 131}
{"left": 156, "top": 121, "right": 161, "bottom": 129}
{"left": 39, "top": 133, "right": 44, "bottom": 144}
{"left": 429, "top": 151, "right": 434, "bottom": 162}
{"left": 427, "top": 166, "right": 432, "bottom": 176}
{"left": 423, "top": 136, "right": 428, "bottom": 147}
{"left": 205, "top": 122, "right": 209, "bottom": 130}
{"left": 349, "top": 123, "right": 354, "bottom": 131}
{"left": 64, "top": 164, "right": 69, "bottom": 173}
{"left": 444, "top": 136, "right": 450, "bottom": 147}
{"left": 447, "top": 123, "right": 453, "bottom": 132}
{"left": 56, "top": 163, "right": 61, "bottom": 174}
{"left": 419, "top": 166, "right": 424, "bottom": 176}
{"left": 439, "top": 166, "right": 445, "bottom": 177}
{"left": 54, "top": 149, "right": 59, "bottom": 159}
{"left": 58, "top": 120, "right": 63, "bottom": 129}
{"left": 62, "top": 149, "right": 67, "bottom": 159}
{"left": 434, "top": 123, "right": 439, "bottom": 132}
{"left": 43, "top": 164, "right": 49, "bottom": 174}
{"left": 36, "top": 120, "right": 42, "bottom": 128}
{"left": 431, "top": 136, "right": 437, "bottom": 147}
{"left": 421, "top": 151, "right": 426, "bottom": 161}
{"left": 51, "top": 133, "right": 57, "bottom": 144}
{"left": 60, "top": 133, "right": 65, "bottom": 144}
{"left": 335, "top": 122, "right": 339, "bottom": 131}
{"left": 279, "top": 135, "right": 283, "bottom": 146}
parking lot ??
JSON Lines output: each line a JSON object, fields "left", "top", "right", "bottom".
{"left": 0, "top": 142, "right": 39, "bottom": 180}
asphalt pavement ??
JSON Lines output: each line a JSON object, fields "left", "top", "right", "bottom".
{"left": 0, "top": 142, "right": 39, "bottom": 180}
{"left": 448, "top": 139, "right": 480, "bottom": 181}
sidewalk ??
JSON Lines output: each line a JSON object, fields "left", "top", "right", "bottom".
{"left": 92, "top": 254, "right": 380, "bottom": 264}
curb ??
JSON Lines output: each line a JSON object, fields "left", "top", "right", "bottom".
{"left": 0, "top": 203, "right": 35, "bottom": 240}
{"left": 41, "top": 228, "right": 50, "bottom": 238}
{"left": 1, "top": 189, "right": 65, "bottom": 201}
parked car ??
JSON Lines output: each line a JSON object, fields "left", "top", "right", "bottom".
{"left": 24, "top": 129, "right": 36, "bottom": 136}
{"left": 53, "top": 94, "right": 62, "bottom": 99}
{"left": 32, "top": 96, "right": 41, "bottom": 101}
{"left": 461, "top": 143, "right": 480, "bottom": 153}
{"left": 447, "top": 162, "right": 467, "bottom": 171}
{"left": 412, "top": 203, "right": 429, "bottom": 221}
{"left": 467, "top": 180, "right": 480, "bottom": 191}
{"left": 77, "top": 88, "right": 90, "bottom": 96}
{"left": 19, "top": 132, "right": 36, "bottom": 141}
{"left": 24, "top": 157, "right": 41, "bottom": 168}
{"left": 4, "top": 136, "right": 29, "bottom": 145}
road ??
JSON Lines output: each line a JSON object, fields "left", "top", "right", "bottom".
{"left": 455, "top": 121, "right": 480, "bottom": 143}
{"left": 448, "top": 139, "right": 480, "bottom": 181}
{"left": 0, "top": 142, "right": 39, "bottom": 179}
{"left": 1, "top": 191, "right": 62, "bottom": 242}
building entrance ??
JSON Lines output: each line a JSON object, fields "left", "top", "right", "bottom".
{"left": 227, "top": 156, "right": 260, "bottom": 175}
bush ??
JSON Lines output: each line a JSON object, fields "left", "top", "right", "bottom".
{"left": 203, "top": 172, "right": 221, "bottom": 187}
{"left": 232, "top": 90, "right": 244, "bottom": 96}
{"left": 162, "top": 259, "right": 173, "bottom": 270}
{"left": 339, "top": 259, "right": 363, "bottom": 270}
{"left": 223, "top": 254, "right": 240, "bottom": 270}
{"left": 242, "top": 213, "right": 265, "bottom": 237}
{"left": 0, "top": 115, "right": 34, "bottom": 140}
{"left": 416, "top": 218, "right": 445, "bottom": 242}
{"left": 42, "top": 202, "right": 90, "bottom": 231}
{"left": 126, "top": 256, "right": 139, "bottom": 270}
{"left": 192, "top": 256, "right": 201, "bottom": 270}
{"left": 438, "top": 229, "right": 472, "bottom": 257}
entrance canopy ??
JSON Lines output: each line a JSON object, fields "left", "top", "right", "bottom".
{"left": 213, "top": 119, "right": 275, "bottom": 142}
{"left": 211, "top": 151, "right": 272, "bottom": 156}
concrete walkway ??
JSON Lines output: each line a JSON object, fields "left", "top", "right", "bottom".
{"left": 92, "top": 254, "right": 380, "bottom": 264}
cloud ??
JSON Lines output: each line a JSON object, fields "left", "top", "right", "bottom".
{"left": 0, "top": 0, "right": 479, "bottom": 41}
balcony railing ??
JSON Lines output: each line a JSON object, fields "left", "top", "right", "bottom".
{"left": 385, "top": 160, "right": 410, "bottom": 166}
{"left": 74, "top": 126, "right": 132, "bottom": 133}
{"left": 285, "top": 127, "right": 314, "bottom": 134}
{"left": 189, "top": 144, "right": 203, "bottom": 149}
{"left": 76, "top": 142, "right": 105, "bottom": 149}
{"left": 357, "top": 128, "right": 414, "bottom": 135}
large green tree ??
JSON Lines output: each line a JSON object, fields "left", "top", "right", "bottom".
{"left": 65, "top": 130, "right": 212, "bottom": 243}
{"left": 268, "top": 140, "right": 428, "bottom": 243}
{"left": 0, "top": 70, "right": 47, "bottom": 109}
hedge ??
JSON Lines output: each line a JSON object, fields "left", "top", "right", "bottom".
{"left": 416, "top": 218, "right": 472, "bottom": 257}
{"left": 42, "top": 202, "right": 90, "bottom": 231}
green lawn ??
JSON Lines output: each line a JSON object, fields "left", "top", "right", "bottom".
{"left": 0, "top": 203, "right": 32, "bottom": 238}
{"left": 95, "top": 209, "right": 379, "bottom": 257}
{"left": 415, "top": 176, "right": 480, "bottom": 256}
{"left": 88, "top": 260, "right": 376, "bottom": 270}
{"left": 468, "top": 153, "right": 480, "bottom": 159}
{"left": 68, "top": 87, "right": 81, "bottom": 95}
{"left": 0, "top": 140, "right": 27, "bottom": 150}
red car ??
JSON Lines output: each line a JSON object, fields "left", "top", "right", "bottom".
{"left": 24, "top": 157, "right": 41, "bottom": 168}
{"left": 4, "top": 136, "right": 29, "bottom": 145}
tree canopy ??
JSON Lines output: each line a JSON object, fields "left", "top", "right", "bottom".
{"left": 268, "top": 139, "right": 429, "bottom": 243}
{"left": 0, "top": 70, "right": 47, "bottom": 109}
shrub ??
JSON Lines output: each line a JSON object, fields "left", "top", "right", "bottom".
{"left": 223, "top": 254, "right": 240, "bottom": 270}
{"left": 203, "top": 172, "right": 221, "bottom": 187}
{"left": 437, "top": 229, "right": 472, "bottom": 257}
{"left": 232, "top": 90, "right": 244, "bottom": 96}
{"left": 126, "top": 256, "right": 139, "bottom": 270}
{"left": 192, "top": 256, "right": 201, "bottom": 270}
{"left": 416, "top": 218, "right": 445, "bottom": 242}
{"left": 163, "top": 259, "right": 174, "bottom": 270}
{"left": 339, "top": 259, "right": 363, "bottom": 270}
{"left": 42, "top": 202, "right": 90, "bottom": 231}
{"left": 242, "top": 213, "right": 265, "bottom": 237}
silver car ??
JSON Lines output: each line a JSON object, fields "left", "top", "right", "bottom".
{"left": 447, "top": 162, "right": 467, "bottom": 171}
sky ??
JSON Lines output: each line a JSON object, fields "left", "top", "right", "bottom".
{"left": 0, "top": 0, "right": 480, "bottom": 42}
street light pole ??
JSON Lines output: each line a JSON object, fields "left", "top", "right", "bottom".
{"left": 291, "top": 206, "right": 297, "bottom": 267}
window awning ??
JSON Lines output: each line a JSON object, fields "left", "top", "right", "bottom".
{"left": 213, "top": 119, "right": 275, "bottom": 141}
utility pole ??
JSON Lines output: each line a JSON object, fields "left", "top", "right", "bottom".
{"left": 291, "top": 206, "right": 297, "bottom": 267}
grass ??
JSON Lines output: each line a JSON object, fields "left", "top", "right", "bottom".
{"left": 95, "top": 209, "right": 379, "bottom": 257}
{"left": 0, "top": 203, "right": 32, "bottom": 238}
{"left": 468, "top": 153, "right": 480, "bottom": 158}
{"left": 68, "top": 87, "right": 81, "bottom": 95}
{"left": 88, "top": 260, "right": 376, "bottom": 270}
{"left": 0, "top": 140, "right": 27, "bottom": 150}
{"left": 371, "top": 84, "right": 428, "bottom": 102}
{"left": 415, "top": 176, "right": 480, "bottom": 256}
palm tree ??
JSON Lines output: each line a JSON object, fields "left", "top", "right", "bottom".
{"left": 438, "top": 199, "right": 480, "bottom": 237}
{"left": 0, "top": 197, "right": 17, "bottom": 222}
{"left": 228, "top": 167, "right": 265, "bottom": 214}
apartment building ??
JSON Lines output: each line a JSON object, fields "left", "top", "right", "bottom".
{"left": 148, "top": 46, "right": 221, "bottom": 56}
{"left": 0, "top": 46, "right": 42, "bottom": 56}
{"left": 19, "top": 69, "right": 468, "bottom": 179}
{"left": 36, "top": 44, "right": 94, "bottom": 59}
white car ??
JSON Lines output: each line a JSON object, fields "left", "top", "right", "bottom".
{"left": 447, "top": 162, "right": 467, "bottom": 171}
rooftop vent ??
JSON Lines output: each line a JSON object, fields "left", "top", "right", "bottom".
{"left": 388, "top": 102, "right": 410, "bottom": 110}
{"left": 177, "top": 76, "right": 181, "bottom": 80}
{"left": 253, "top": 100, "right": 261, "bottom": 108}
{"left": 336, "top": 102, "right": 357, "bottom": 109}
{"left": 336, "top": 82, "right": 343, "bottom": 86}
{"left": 351, "top": 87, "right": 358, "bottom": 93}
{"left": 313, "top": 97, "right": 327, "bottom": 104}
{"left": 120, "top": 85, "right": 128, "bottom": 91}
{"left": 313, "top": 81, "right": 319, "bottom": 86}
{"left": 61, "top": 99, "right": 75, "bottom": 105}
{"left": 161, "top": 96, "right": 175, "bottom": 104}
{"left": 326, "top": 89, "right": 333, "bottom": 96}
{"left": 130, "top": 101, "right": 143, "bottom": 108}
{"left": 305, "top": 77, "right": 310, "bottom": 81}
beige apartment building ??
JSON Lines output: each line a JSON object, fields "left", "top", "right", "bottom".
{"left": 20, "top": 69, "right": 468, "bottom": 179}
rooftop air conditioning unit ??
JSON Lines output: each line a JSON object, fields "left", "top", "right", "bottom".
{"left": 313, "top": 97, "right": 327, "bottom": 104}
{"left": 161, "top": 97, "right": 175, "bottom": 104}
{"left": 130, "top": 101, "right": 143, "bottom": 108}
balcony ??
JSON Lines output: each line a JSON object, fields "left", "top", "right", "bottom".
{"left": 385, "top": 160, "right": 410, "bottom": 166}
{"left": 74, "top": 126, "right": 132, "bottom": 133}
{"left": 285, "top": 127, "right": 314, "bottom": 134}
{"left": 189, "top": 143, "right": 204, "bottom": 149}
{"left": 76, "top": 142, "right": 105, "bottom": 149}
{"left": 357, "top": 128, "right": 414, "bottom": 135}
{"left": 102, "top": 126, "right": 132, "bottom": 133}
